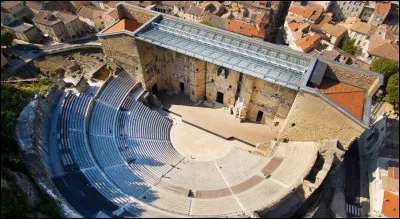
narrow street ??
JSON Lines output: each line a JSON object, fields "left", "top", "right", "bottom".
{"left": 344, "top": 140, "right": 362, "bottom": 217}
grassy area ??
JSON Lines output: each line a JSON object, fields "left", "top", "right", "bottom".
{"left": 1, "top": 79, "right": 62, "bottom": 218}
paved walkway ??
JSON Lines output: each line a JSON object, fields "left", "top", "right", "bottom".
{"left": 159, "top": 93, "right": 279, "bottom": 146}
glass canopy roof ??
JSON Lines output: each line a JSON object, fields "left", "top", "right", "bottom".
{"left": 135, "top": 16, "right": 314, "bottom": 90}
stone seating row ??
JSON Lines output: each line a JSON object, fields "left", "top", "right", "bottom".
{"left": 97, "top": 71, "right": 136, "bottom": 107}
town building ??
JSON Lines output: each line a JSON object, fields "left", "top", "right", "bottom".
{"left": 360, "top": 1, "right": 376, "bottom": 23}
{"left": 348, "top": 20, "right": 377, "bottom": 51}
{"left": 1, "top": 1, "right": 34, "bottom": 26}
{"left": 32, "top": 10, "right": 85, "bottom": 42}
{"left": 202, "top": 13, "right": 229, "bottom": 29}
{"left": 358, "top": 117, "right": 399, "bottom": 218}
{"left": 284, "top": 17, "right": 311, "bottom": 49}
{"left": 6, "top": 21, "right": 39, "bottom": 42}
{"left": 76, "top": 5, "right": 109, "bottom": 32}
{"left": 330, "top": 1, "right": 366, "bottom": 22}
{"left": 226, "top": 19, "right": 265, "bottom": 40}
{"left": 321, "top": 23, "right": 348, "bottom": 47}
{"left": 288, "top": 2, "right": 323, "bottom": 24}
{"left": 25, "top": 1, "right": 77, "bottom": 14}
{"left": 370, "top": 1, "right": 391, "bottom": 25}
{"left": 182, "top": 5, "right": 205, "bottom": 22}
{"left": 363, "top": 26, "right": 399, "bottom": 63}
{"left": 294, "top": 32, "right": 321, "bottom": 53}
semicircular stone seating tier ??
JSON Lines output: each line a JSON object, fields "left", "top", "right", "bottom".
{"left": 55, "top": 71, "right": 320, "bottom": 217}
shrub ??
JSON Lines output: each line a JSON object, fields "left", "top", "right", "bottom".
{"left": 371, "top": 57, "right": 399, "bottom": 77}
{"left": 1, "top": 27, "right": 14, "bottom": 47}
{"left": 341, "top": 38, "right": 357, "bottom": 54}
{"left": 385, "top": 72, "right": 399, "bottom": 107}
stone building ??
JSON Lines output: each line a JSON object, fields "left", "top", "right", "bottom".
{"left": 321, "top": 23, "right": 347, "bottom": 47}
{"left": 348, "top": 21, "right": 377, "bottom": 50}
{"left": 76, "top": 5, "right": 113, "bottom": 32}
{"left": 97, "top": 2, "right": 384, "bottom": 148}
{"left": 6, "top": 21, "right": 39, "bottom": 42}
{"left": 1, "top": 1, "right": 34, "bottom": 26}
{"left": 330, "top": 1, "right": 366, "bottom": 22}
{"left": 32, "top": 10, "right": 85, "bottom": 42}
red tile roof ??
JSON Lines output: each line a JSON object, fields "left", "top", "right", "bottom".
{"left": 295, "top": 33, "right": 320, "bottom": 51}
{"left": 368, "top": 35, "right": 399, "bottom": 61}
{"left": 382, "top": 191, "right": 399, "bottom": 218}
{"left": 227, "top": 19, "right": 264, "bottom": 38}
{"left": 288, "top": 21, "right": 310, "bottom": 33}
{"left": 375, "top": 1, "right": 391, "bottom": 15}
{"left": 104, "top": 18, "right": 142, "bottom": 33}
{"left": 289, "top": 4, "right": 323, "bottom": 22}
{"left": 319, "top": 78, "right": 365, "bottom": 120}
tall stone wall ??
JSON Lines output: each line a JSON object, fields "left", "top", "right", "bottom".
{"left": 189, "top": 58, "right": 206, "bottom": 102}
{"left": 205, "top": 63, "right": 240, "bottom": 107}
{"left": 118, "top": 4, "right": 156, "bottom": 22}
{"left": 279, "top": 92, "right": 365, "bottom": 148}
{"left": 100, "top": 34, "right": 145, "bottom": 85}
{"left": 246, "top": 79, "right": 297, "bottom": 122}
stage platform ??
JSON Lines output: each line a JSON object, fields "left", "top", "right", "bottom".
{"left": 158, "top": 93, "right": 279, "bottom": 146}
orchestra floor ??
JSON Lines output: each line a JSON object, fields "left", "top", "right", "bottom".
{"left": 158, "top": 92, "right": 280, "bottom": 146}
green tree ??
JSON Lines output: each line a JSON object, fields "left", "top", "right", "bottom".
{"left": 341, "top": 38, "right": 357, "bottom": 54}
{"left": 1, "top": 27, "right": 14, "bottom": 47}
{"left": 386, "top": 72, "right": 399, "bottom": 107}
{"left": 371, "top": 57, "right": 399, "bottom": 77}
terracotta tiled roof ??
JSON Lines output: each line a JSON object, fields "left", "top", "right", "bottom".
{"left": 200, "top": 2, "right": 211, "bottom": 9}
{"left": 53, "top": 11, "right": 78, "bottom": 24}
{"left": 204, "top": 14, "right": 228, "bottom": 29}
{"left": 186, "top": 5, "right": 205, "bottom": 16}
{"left": 26, "top": 1, "right": 42, "bottom": 12}
{"left": 375, "top": 1, "right": 391, "bottom": 15}
{"left": 368, "top": 28, "right": 400, "bottom": 61}
{"left": 321, "top": 23, "right": 347, "bottom": 37}
{"left": 288, "top": 21, "right": 310, "bottom": 33}
{"left": 32, "top": 10, "right": 62, "bottom": 26}
{"left": 76, "top": 5, "right": 106, "bottom": 20}
{"left": 319, "top": 78, "right": 365, "bottom": 120}
{"left": 104, "top": 18, "right": 142, "bottom": 33}
{"left": 106, "top": 8, "right": 118, "bottom": 20}
{"left": 227, "top": 19, "right": 264, "bottom": 38}
{"left": 289, "top": 4, "right": 322, "bottom": 22}
{"left": 315, "top": 13, "right": 333, "bottom": 28}
{"left": 1, "top": 1, "right": 21, "bottom": 10}
{"left": 382, "top": 191, "right": 399, "bottom": 218}
{"left": 289, "top": 5, "right": 314, "bottom": 18}
{"left": 295, "top": 33, "right": 320, "bottom": 51}
{"left": 350, "top": 21, "right": 372, "bottom": 35}
{"left": 368, "top": 35, "right": 399, "bottom": 61}
{"left": 320, "top": 50, "right": 340, "bottom": 60}
{"left": 106, "top": 1, "right": 119, "bottom": 8}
